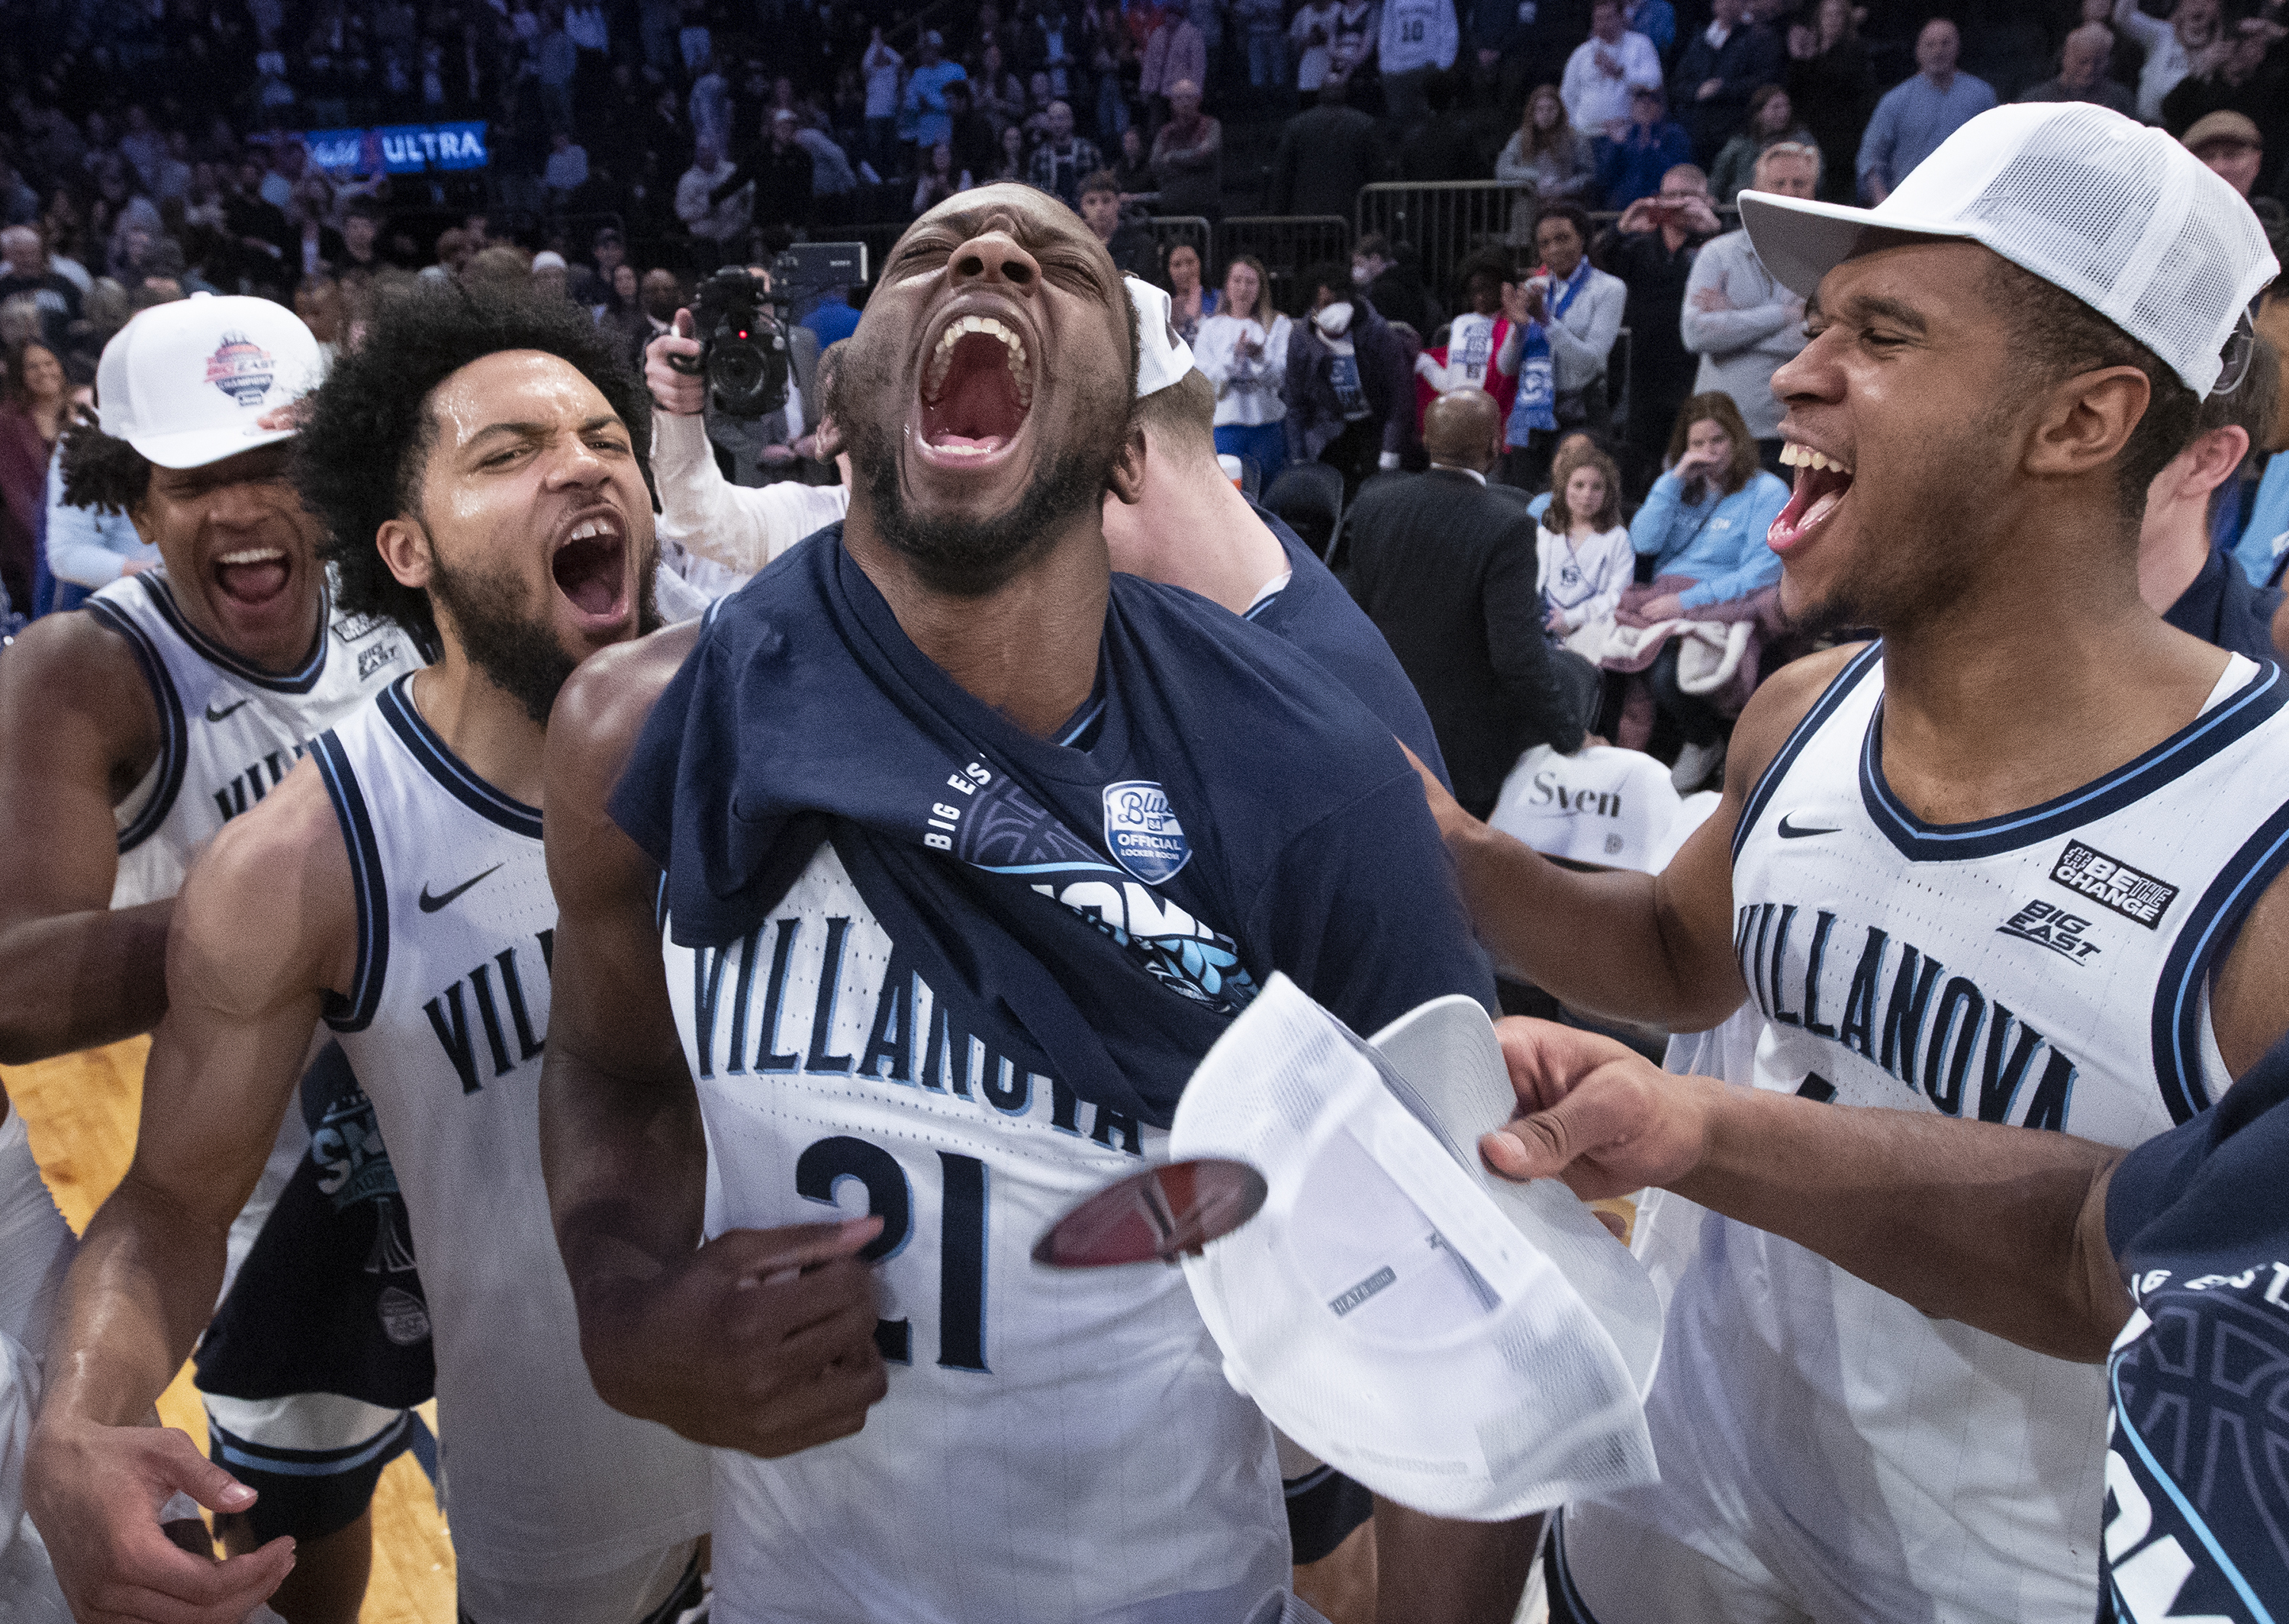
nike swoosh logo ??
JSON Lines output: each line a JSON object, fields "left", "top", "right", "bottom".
{"left": 204, "top": 698, "right": 250, "bottom": 722}
{"left": 1776, "top": 814, "right": 1840, "bottom": 840}
{"left": 418, "top": 864, "right": 502, "bottom": 913}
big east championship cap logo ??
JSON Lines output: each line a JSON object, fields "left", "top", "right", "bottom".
{"left": 1104, "top": 780, "right": 1192, "bottom": 884}
{"left": 204, "top": 333, "right": 277, "bottom": 407}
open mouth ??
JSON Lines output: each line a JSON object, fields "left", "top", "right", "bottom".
{"left": 1769, "top": 442, "right": 1854, "bottom": 553}
{"left": 919, "top": 314, "right": 1034, "bottom": 458}
{"left": 214, "top": 546, "right": 291, "bottom": 606}
{"left": 551, "top": 512, "right": 629, "bottom": 620}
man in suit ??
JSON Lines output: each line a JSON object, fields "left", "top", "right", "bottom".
{"left": 1671, "top": 0, "right": 1784, "bottom": 163}
{"left": 1267, "top": 76, "right": 1383, "bottom": 217}
{"left": 1344, "top": 389, "right": 1595, "bottom": 818}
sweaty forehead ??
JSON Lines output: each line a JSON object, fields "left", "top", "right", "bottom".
{"left": 907, "top": 185, "right": 1109, "bottom": 274}
{"left": 426, "top": 349, "right": 617, "bottom": 444}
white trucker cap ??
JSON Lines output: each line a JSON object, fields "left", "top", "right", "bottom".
{"left": 1170, "top": 976, "right": 1661, "bottom": 1520}
{"left": 1490, "top": 744, "right": 1682, "bottom": 872}
{"left": 96, "top": 291, "right": 324, "bottom": 468}
{"left": 1738, "top": 101, "right": 2278, "bottom": 394}
{"left": 1125, "top": 275, "right": 1198, "bottom": 398}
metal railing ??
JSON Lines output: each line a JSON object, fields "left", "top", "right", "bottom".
{"left": 1145, "top": 215, "right": 1213, "bottom": 271}
{"left": 1214, "top": 214, "right": 1351, "bottom": 303}
{"left": 1355, "top": 182, "right": 1540, "bottom": 303}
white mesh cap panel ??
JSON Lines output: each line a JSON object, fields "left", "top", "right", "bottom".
{"left": 1170, "top": 976, "right": 1659, "bottom": 1521}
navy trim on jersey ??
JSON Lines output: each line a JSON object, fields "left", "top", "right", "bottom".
{"left": 1730, "top": 642, "right": 1883, "bottom": 861}
{"left": 1545, "top": 1509, "right": 1608, "bottom": 1624}
{"left": 1860, "top": 660, "right": 2289, "bottom": 863}
{"left": 375, "top": 675, "right": 544, "bottom": 839}
{"left": 2149, "top": 796, "right": 2289, "bottom": 1125}
{"left": 136, "top": 574, "right": 332, "bottom": 694}
{"left": 84, "top": 597, "right": 188, "bottom": 854}
{"left": 312, "top": 729, "right": 390, "bottom": 1032}
{"left": 2105, "top": 1357, "right": 2278, "bottom": 1622}
{"left": 211, "top": 1409, "right": 414, "bottom": 1478}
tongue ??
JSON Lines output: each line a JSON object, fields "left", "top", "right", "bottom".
{"left": 216, "top": 558, "right": 289, "bottom": 604}
{"left": 926, "top": 332, "right": 1025, "bottom": 447}
{"left": 1769, "top": 468, "right": 1850, "bottom": 552}
{"left": 553, "top": 539, "right": 623, "bottom": 616}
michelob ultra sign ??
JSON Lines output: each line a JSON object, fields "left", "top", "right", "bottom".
{"left": 304, "top": 122, "right": 490, "bottom": 175}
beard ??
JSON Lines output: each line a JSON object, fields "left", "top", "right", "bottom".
{"left": 427, "top": 539, "right": 659, "bottom": 727}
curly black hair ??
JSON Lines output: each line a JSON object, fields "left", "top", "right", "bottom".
{"left": 58, "top": 419, "right": 151, "bottom": 516}
{"left": 294, "top": 280, "right": 655, "bottom": 648}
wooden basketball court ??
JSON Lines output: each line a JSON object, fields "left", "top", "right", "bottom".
{"left": 2, "top": 1038, "right": 456, "bottom": 1622}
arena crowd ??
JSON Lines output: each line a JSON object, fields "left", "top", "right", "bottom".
{"left": 1, "top": 2, "right": 2288, "bottom": 1623}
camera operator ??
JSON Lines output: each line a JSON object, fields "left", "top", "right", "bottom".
{"left": 645, "top": 281, "right": 850, "bottom": 590}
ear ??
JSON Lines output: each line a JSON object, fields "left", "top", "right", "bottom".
{"left": 2173, "top": 424, "right": 2252, "bottom": 501}
{"left": 2023, "top": 365, "right": 2151, "bottom": 483}
{"left": 375, "top": 516, "right": 436, "bottom": 593}
{"left": 1105, "top": 421, "right": 1148, "bottom": 506}
{"left": 813, "top": 410, "right": 842, "bottom": 461}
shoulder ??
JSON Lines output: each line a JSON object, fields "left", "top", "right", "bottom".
{"left": 0, "top": 602, "right": 156, "bottom": 752}
{"left": 550, "top": 619, "right": 705, "bottom": 817}
{"left": 175, "top": 756, "right": 355, "bottom": 997}
{"left": 1726, "top": 642, "right": 1869, "bottom": 792}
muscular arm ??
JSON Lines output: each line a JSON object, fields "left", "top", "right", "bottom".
{"left": 25, "top": 762, "right": 348, "bottom": 1616}
{"left": 1421, "top": 646, "right": 1857, "bottom": 1029}
{"left": 539, "top": 623, "right": 887, "bottom": 1456}
{"left": 0, "top": 609, "right": 170, "bottom": 1063}
{"left": 1485, "top": 1020, "right": 2133, "bottom": 1362}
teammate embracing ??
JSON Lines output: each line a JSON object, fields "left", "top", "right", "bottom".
{"left": 24, "top": 285, "right": 711, "bottom": 1624}
{"left": 1415, "top": 105, "right": 2286, "bottom": 1622}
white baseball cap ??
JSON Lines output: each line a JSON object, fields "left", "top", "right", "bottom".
{"left": 1170, "top": 976, "right": 1660, "bottom": 1520}
{"left": 1125, "top": 275, "right": 1198, "bottom": 398}
{"left": 1738, "top": 101, "right": 2278, "bottom": 394}
{"left": 96, "top": 291, "right": 323, "bottom": 469}
{"left": 1490, "top": 744, "right": 1682, "bottom": 873}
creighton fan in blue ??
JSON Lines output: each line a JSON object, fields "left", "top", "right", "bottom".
{"left": 613, "top": 524, "right": 1493, "bottom": 1130}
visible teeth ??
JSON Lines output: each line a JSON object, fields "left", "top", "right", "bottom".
{"left": 922, "top": 313, "right": 1032, "bottom": 403}
{"left": 217, "top": 548, "right": 285, "bottom": 565}
{"left": 1780, "top": 444, "right": 1850, "bottom": 475}
{"left": 568, "top": 519, "right": 613, "bottom": 542}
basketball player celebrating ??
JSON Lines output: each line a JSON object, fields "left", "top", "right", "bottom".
{"left": 24, "top": 287, "right": 712, "bottom": 1624}
{"left": 0, "top": 293, "right": 423, "bottom": 1619}
{"left": 538, "top": 183, "right": 1531, "bottom": 1624}
{"left": 1412, "top": 105, "right": 2286, "bottom": 1622}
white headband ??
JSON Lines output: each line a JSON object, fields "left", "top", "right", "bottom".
{"left": 1125, "top": 275, "right": 1198, "bottom": 398}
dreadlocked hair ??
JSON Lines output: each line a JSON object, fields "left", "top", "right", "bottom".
{"left": 58, "top": 420, "right": 151, "bottom": 516}
{"left": 293, "top": 279, "right": 655, "bottom": 649}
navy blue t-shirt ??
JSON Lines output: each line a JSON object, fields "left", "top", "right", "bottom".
{"left": 2101, "top": 1033, "right": 2289, "bottom": 1621}
{"left": 613, "top": 526, "right": 1493, "bottom": 1129}
{"left": 1246, "top": 510, "right": 1452, "bottom": 788}
{"left": 2165, "top": 544, "right": 2285, "bottom": 665}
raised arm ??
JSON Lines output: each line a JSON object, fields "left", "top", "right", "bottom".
{"left": 539, "top": 625, "right": 887, "bottom": 1458}
{"left": 25, "top": 762, "right": 346, "bottom": 1621}
{"left": 1482, "top": 1018, "right": 2132, "bottom": 1362}
{"left": 0, "top": 611, "right": 170, "bottom": 1062}
{"left": 1416, "top": 646, "right": 1856, "bottom": 1029}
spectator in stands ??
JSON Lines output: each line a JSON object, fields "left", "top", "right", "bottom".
{"left": 1150, "top": 81, "right": 1222, "bottom": 216}
{"left": 1418, "top": 249, "right": 1516, "bottom": 413}
{"left": 2116, "top": 0, "right": 2224, "bottom": 124}
{"left": 1112, "top": 126, "right": 1157, "bottom": 197}
{"left": 1598, "top": 162, "right": 1722, "bottom": 481}
{"left": 1595, "top": 84, "right": 1695, "bottom": 209}
{"left": 1353, "top": 233, "right": 1432, "bottom": 335}
{"left": 0, "top": 339, "right": 67, "bottom": 612}
{"left": 295, "top": 274, "right": 345, "bottom": 370}
{"left": 1856, "top": 19, "right": 1994, "bottom": 204}
{"left": 677, "top": 134, "right": 750, "bottom": 269}
{"left": 527, "top": 252, "right": 570, "bottom": 304}
{"left": 543, "top": 130, "right": 591, "bottom": 207}
{"left": 903, "top": 31, "right": 968, "bottom": 159}
{"left": 1141, "top": 0, "right": 1207, "bottom": 134}
{"left": 1537, "top": 442, "right": 1632, "bottom": 641}
{"left": 1495, "top": 203, "right": 1626, "bottom": 488}
{"left": 942, "top": 82, "right": 1004, "bottom": 188}
{"left": 861, "top": 27, "right": 903, "bottom": 172}
{"left": 0, "top": 227, "right": 79, "bottom": 354}
{"left": 1269, "top": 75, "right": 1382, "bottom": 217}
{"left": 1286, "top": 259, "right": 1414, "bottom": 481}
{"left": 1498, "top": 85, "right": 1598, "bottom": 207}
{"left": 1672, "top": 0, "right": 1785, "bottom": 164}
{"left": 1166, "top": 242, "right": 1219, "bottom": 344}
{"left": 1235, "top": 0, "right": 1289, "bottom": 94}
{"left": 1623, "top": 0, "right": 1676, "bottom": 57}
{"left": 1563, "top": 1, "right": 1664, "bottom": 138}
{"left": 1292, "top": 0, "right": 1341, "bottom": 105}
{"left": 1195, "top": 254, "right": 1290, "bottom": 479}
{"left": 1326, "top": 0, "right": 1381, "bottom": 103}
{"left": 1077, "top": 169, "right": 1162, "bottom": 279}
{"left": 1027, "top": 101, "right": 1105, "bottom": 208}
{"left": 913, "top": 140, "right": 972, "bottom": 214}
{"left": 973, "top": 43, "right": 1029, "bottom": 131}
{"left": 991, "top": 124, "right": 1028, "bottom": 183}
{"left": 43, "top": 391, "right": 156, "bottom": 605}
{"left": 597, "top": 261, "right": 645, "bottom": 353}
{"left": 2161, "top": 21, "right": 2287, "bottom": 162}
{"left": 1380, "top": 0, "right": 1460, "bottom": 127}
{"left": 339, "top": 200, "right": 387, "bottom": 275}
{"left": 1786, "top": 0, "right": 1872, "bottom": 203}
{"left": 1707, "top": 85, "right": 1813, "bottom": 204}
{"left": 2182, "top": 111, "right": 2265, "bottom": 201}
{"left": 2019, "top": 22, "right": 2138, "bottom": 116}
{"left": 1680, "top": 141, "right": 1816, "bottom": 473}
{"left": 1345, "top": 388, "right": 1592, "bottom": 818}
{"left": 1626, "top": 391, "right": 1789, "bottom": 788}
{"left": 2142, "top": 334, "right": 2281, "bottom": 661}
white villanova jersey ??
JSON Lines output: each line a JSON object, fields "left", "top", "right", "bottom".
{"left": 311, "top": 676, "right": 709, "bottom": 1585}
{"left": 85, "top": 571, "right": 421, "bottom": 908}
{"left": 1637, "top": 646, "right": 2289, "bottom": 1622}
{"left": 663, "top": 841, "right": 1289, "bottom": 1624}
